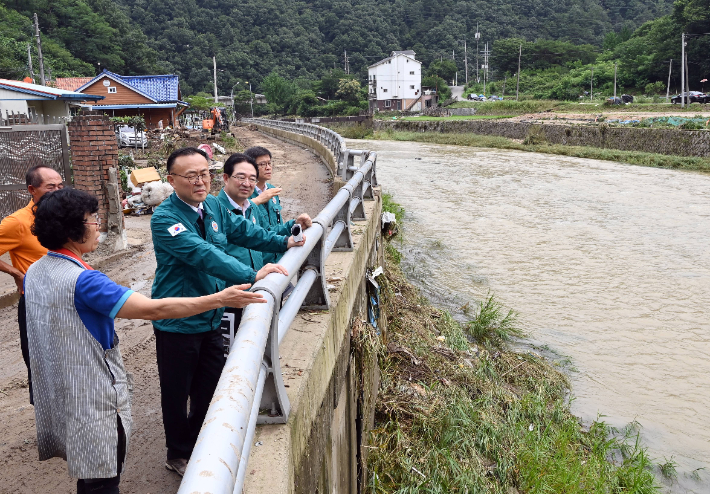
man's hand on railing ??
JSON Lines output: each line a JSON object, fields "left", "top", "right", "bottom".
{"left": 252, "top": 187, "right": 282, "bottom": 205}
{"left": 287, "top": 234, "right": 306, "bottom": 249}
{"left": 220, "top": 284, "right": 267, "bottom": 308}
{"left": 255, "top": 263, "right": 289, "bottom": 282}
{"left": 295, "top": 214, "right": 312, "bottom": 229}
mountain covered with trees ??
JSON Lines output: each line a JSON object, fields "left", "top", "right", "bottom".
{"left": 1, "top": 0, "right": 707, "bottom": 102}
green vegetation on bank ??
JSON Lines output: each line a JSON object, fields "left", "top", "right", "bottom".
{"left": 448, "top": 100, "right": 710, "bottom": 114}
{"left": 370, "top": 130, "right": 710, "bottom": 171}
{"left": 365, "top": 235, "right": 659, "bottom": 493}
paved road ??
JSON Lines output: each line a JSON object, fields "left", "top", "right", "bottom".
{"left": 450, "top": 85, "right": 465, "bottom": 101}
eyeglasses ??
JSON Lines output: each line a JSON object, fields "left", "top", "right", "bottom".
{"left": 84, "top": 214, "right": 101, "bottom": 227}
{"left": 231, "top": 174, "right": 257, "bottom": 185}
{"left": 256, "top": 161, "right": 272, "bottom": 168}
{"left": 171, "top": 172, "right": 215, "bottom": 185}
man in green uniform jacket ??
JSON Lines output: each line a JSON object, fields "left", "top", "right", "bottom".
{"left": 217, "top": 152, "right": 311, "bottom": 332}
{"left": 150, "top": 147, "right": 305, "bottom": 477}
{"left": 245, "top": 146, "right": 296, "bottom": 264}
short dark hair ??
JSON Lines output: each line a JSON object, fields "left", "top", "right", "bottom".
{"left": 224, "top": 153, "right": 258, "bottom": 178}
{"left": 32, "top": 188, "right": 99, "bottom": 250}
{"left": 244, "top": 146, "right": 271, "bottom": 161}
{"left": 167, "top": 147, "right": 209, "bottom": 173}
{"left": 26, "top": 164, "right": 56, "bottom": 188}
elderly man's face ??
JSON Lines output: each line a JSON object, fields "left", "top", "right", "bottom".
{"left": 29, "top": 168, "right": 64, "bottom": 203}
{"left": 167, "top": 153, "right": 212, "bottom": 206}
{"left": 223, "top": 161, "right": 257, "bottom": 205}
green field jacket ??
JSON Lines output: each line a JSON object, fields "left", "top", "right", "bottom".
{"left": 217, "top": 188, "right": 265, "bottom": 275}
{"left": 150, "top": 192, "right": 287, "bottom": 334}
{"left": 251, "top": 183, "right": 295, "bottom": 264}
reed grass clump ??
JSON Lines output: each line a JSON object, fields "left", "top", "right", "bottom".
{"left": 365, "top": 242, "right": 659, "bottom": 493}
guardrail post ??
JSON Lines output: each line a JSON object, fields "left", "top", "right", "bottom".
{"left": 340, "top": 149, "right": 350, "bottom": 180}
{"left": 331, "top": 200, "right": 353, "bottom": 251}
{"left": 299, "top": 228, "right": 329, "bottom": 309}
{"left": 344, "top": 152, "right": 356, "bottom": 180}
{"left": 257, "top": 302, "right": 290, "bottom": 424}
{"left": 350, "top": 179, "right": 366, "bottom": 221}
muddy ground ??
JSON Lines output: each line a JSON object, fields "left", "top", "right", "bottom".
{"left": 0, "top": 125, "right": 332, "bottom": 493}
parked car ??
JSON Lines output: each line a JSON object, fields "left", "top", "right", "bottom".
{"left": 670, "top": 91, "right": 708, "bottom": 104}
{"left": 116, "top": 126, "right": 148, "bottom": 147}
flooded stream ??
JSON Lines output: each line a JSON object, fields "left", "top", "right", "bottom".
{"left": 351, "top": 139, "right": 710, "bottom": 490}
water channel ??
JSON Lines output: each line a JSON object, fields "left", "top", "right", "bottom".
{"left": 349, "top": 139, "right": 710, "bottom": 491}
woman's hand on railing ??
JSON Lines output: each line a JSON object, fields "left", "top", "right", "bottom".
{"left": 220, "top": 284, "right": 267, "bottom": 308}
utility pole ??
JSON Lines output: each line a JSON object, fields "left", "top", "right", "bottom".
{"left": 666, "top": 59, "right": 672, "bottom": 103}
{"left": 213, "top": 56, "right": 218, "bottom": 103}
{"left": 502, "top": 76, "right": 506, "bottom": 98}
{"left": 685, "top": 47, "right": 690, "bottom": 96}
{"left": 481, "top": 42, "right": 489, "bottom": 95}
{"left": 33, "top": 13, "right": 46, "bottom": 86}
{"left": 27, "top": 43, "right": 35, "bottom": 83}
{"left": 613, "top": 63, "right": 617, "bottom": 99}
{"left": 516, "top": 43, "right": 521, "bottom": 101}
{"left": 464, "top": 39, "right": 468, "bottom": 85}
{"left": 344, "top": 50, "right": 349, "bottom": 74}
{"left": 475, "top": 24, "right": 480, "bottom": 83}
{"left": 681, "top": 33, "right": 685, "bottom": 108}
{"left": 590, "top": 66, "right": 593, "bottom": 101}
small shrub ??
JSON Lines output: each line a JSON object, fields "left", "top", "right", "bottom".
{"left": 465, "top": 294, "right": 523, "bottom": 346}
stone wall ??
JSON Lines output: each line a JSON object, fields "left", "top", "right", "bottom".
{"left": 374, "top": 119, "right": 710, "bottom": 157}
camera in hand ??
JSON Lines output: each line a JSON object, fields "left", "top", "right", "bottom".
{"left": 291, "top": 223, "right": 303, "bottom": 242}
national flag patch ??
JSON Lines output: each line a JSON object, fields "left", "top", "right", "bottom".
{"left": 168, "top": 223, "right": 187, "bottom": 236}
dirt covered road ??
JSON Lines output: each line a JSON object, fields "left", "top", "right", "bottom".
{"left": 0, "top": 126, "right": 331, "bottom": 493}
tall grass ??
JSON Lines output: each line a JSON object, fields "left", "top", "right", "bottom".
{"left": 373, "top": 130, "right": 710, "bottom": 172}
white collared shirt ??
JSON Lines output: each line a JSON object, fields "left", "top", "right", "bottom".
{"left": 225, "top": 193, "right": 250, "bottom": 217}
{"left": 177, "top": 195, "right": 203, "bottom": 215}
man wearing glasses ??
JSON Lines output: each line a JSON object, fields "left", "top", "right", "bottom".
{"left": 244, "top": 146, "right": 295, "bottom": 264}
{"left": 150, "top": 147, "right": 305, "bottom": 476}
{"left": 0, "top": 164, "right": 64, "bottom": 404}
{"left": 216, "top": 153, "right": 311, "bottom": 329}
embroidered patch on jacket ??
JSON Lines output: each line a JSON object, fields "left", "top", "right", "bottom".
{"left": 252, "top": 217, "right": 256, "bottom": 224}
{"left": 272, "top": 197, "right": 277, "bottom": 204}
{"left": 168, "top": 223, "right": 187, "bottom": 236}
{"left": 212, "top": 221, "right": 219, "bottom": 232}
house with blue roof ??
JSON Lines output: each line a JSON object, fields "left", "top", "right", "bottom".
{"left": 75, "top": 70, "right": 189, "bottom": 129}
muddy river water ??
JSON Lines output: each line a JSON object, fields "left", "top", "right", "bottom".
{"left": 351, "top": 139, "right": 710, "bottom": 489}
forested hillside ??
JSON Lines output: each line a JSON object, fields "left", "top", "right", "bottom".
{"left": 2, "top": 0, "right": 707, "bottom": 98}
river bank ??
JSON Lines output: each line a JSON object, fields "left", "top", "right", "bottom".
{"left": 366, "top": 232, "right": 660, "bottom": 493}
{"left": 353, "top": 138, "right": 709, "bottom": 492}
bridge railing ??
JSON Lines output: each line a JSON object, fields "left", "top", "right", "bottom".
{"left": 177, "top": 118, "right": 377, "bottom": 494}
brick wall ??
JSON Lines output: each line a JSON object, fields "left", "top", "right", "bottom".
{"left": 67, "top": 113, "right": 119, "bottom": 233}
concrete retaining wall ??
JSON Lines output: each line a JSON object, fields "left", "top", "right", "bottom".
{"left": 243, "top": 126, "right": 383, "bottom": 494}
{"left": 374, "top": 119, "right": 710, "bottom": 157}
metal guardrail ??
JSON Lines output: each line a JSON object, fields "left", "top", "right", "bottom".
{"left": 177, "top": 119, "right": 378, "bottom": 494}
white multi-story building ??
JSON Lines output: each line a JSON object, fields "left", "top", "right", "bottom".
{"left": 368, "top": 50, "right": 422, "bottom": 111}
